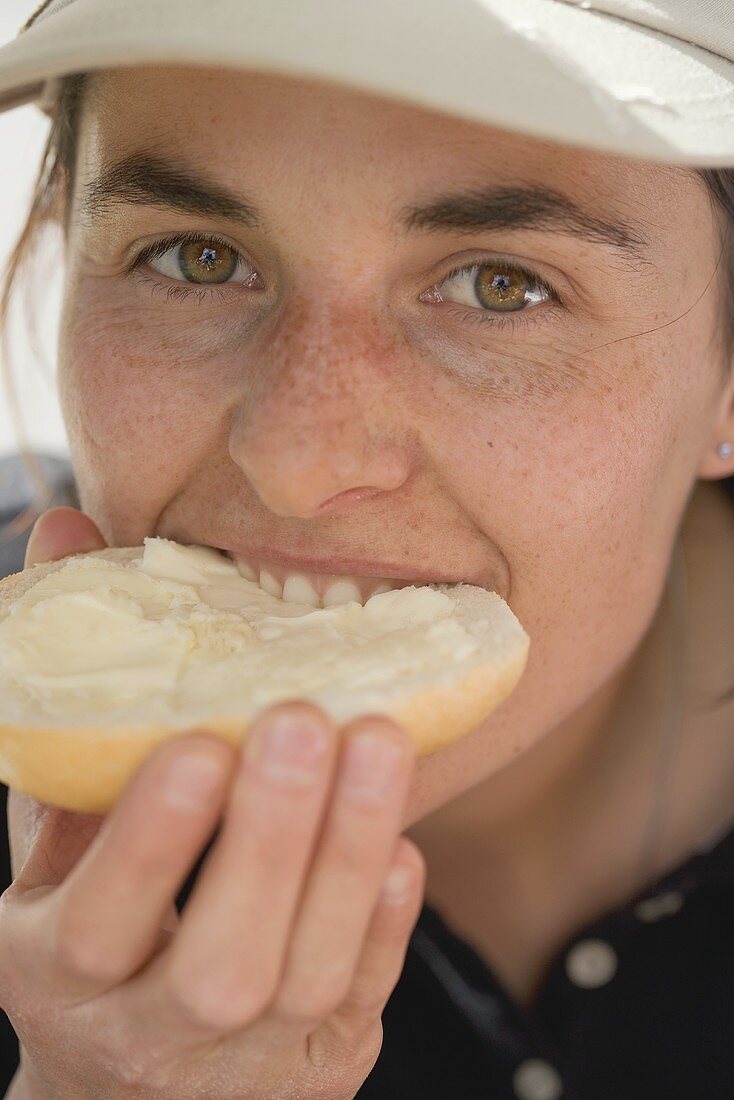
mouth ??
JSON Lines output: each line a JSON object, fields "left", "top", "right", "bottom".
{"left": 218, "top": 545, "right": 452, "bottom": 608}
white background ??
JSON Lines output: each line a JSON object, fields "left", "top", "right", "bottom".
{"left": 0, "top": 0, "right": 70, "bottom": 461}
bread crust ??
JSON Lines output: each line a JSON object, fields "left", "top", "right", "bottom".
{"left": 0, "top": 548, "right": 530, "bottom": 812}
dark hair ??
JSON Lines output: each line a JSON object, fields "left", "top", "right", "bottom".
{"left": 1, "top": 72, "right": 733, "bottom": 687}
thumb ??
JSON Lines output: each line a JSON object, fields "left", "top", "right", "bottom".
{"left": 24, "top": 506, "right": 108, "bottom": 570}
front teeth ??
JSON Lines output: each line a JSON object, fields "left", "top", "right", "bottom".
{"left": 234, "top": 556, "right": 394, "bottom": 607}
{"left": 235, "top": 560, "right": 258, "bottom": 582}
{"left": 322, "top": 580, "right": 362, "bottom": 607}
{"left": 259, "top": 570, "right": 283, "bottom": 598}
{"left": 282, "top": 574, "right": 320, "bottom": 606}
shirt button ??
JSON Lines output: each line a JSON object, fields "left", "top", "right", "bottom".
{"left": 565, "top": 938, "right": 618, "bottom": 988}
{"left": 633, "top": 889, "right": 684, "bottom": 922}
{"left": 512, "top": 1057, "right": 564, "bottom": 1100}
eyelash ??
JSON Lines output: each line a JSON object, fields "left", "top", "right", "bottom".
{"left": 129, "top": 231, "right": 564, "bottom": 330}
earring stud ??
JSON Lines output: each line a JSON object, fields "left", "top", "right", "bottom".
{"left": 717, "top": 441, "right": 733, "bottom": 459}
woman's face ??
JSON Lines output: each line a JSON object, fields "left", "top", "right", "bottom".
{"left": 58, "top": 65, "right": 734, "bottom": 827}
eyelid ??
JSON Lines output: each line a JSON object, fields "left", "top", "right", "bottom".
{"left": 431, "top": 256, "right": 560, "bottom": 306}
{"left": 127, "top": 230, "right": 258, "bottom": 280}
{"left": 128, "top": 232, "right": 565, "bottom": 331}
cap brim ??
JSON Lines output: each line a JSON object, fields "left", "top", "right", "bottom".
{"left": 0, "top": 0, "right": 733, "bottom": 165}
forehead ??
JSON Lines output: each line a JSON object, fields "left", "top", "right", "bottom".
{"left": 79, "top": 63, "right": 688, "bottom": 215}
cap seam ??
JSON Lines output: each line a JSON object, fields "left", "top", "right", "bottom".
{"left": 553, "top": 0, "right": 732, "bottom": 65}
{"left": 19, "top": 0, "right": 58, "bottom": 35}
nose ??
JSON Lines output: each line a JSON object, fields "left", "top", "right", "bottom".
{"left": 227, "top": 305, "right": 414, "bottom": 518}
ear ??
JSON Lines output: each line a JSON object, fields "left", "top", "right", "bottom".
{"left": 697, "top": 364, "right": 734, "bottom": 481}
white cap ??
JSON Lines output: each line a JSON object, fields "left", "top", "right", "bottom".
{"left": 0, "top": 0, "right": 733, "bottom": 164}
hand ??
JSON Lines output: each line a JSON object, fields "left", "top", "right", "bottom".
{"left": 0, "top": 507, "right": 426, "bottom": 1099}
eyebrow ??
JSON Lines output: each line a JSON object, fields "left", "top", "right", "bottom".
{"left": 81, "top": 151, "right": 652, "bottom": 262}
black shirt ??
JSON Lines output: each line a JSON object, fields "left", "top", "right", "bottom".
{"left": 1, "top": 453, "right": 733, "bottom": 1099}
{"left": 358, "top": 821, "right": 734, "bottom": 1099}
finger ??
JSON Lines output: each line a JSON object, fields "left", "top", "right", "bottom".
{"left": 6, "top": 787, "right": 181, "bottom": 960}
{"left": 268, "top": 715, "right": 415, "bottom": 1031}
{"left": 320, "top": 835, "right": 426, "bottom": 1045}
{"left": 137, "top": 701, "right": 341, "bottom": 1035}
{"left": 42, "top": 732, "right": 235, "bottom": 997}
{"left": 24, "top": 506, "right": 107, "bottom": 569}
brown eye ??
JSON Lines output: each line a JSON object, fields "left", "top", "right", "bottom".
{"left": 139, "top": 234, "right": 263, "bottom": 295}
{"left": 430, "top": 260, "right": 552, "bottom": 316}
{"left": 177, "top": 238, "right": 240, "bottom": 284}
{"left": 474, "top": 264, "right": 537, "bottom": 312}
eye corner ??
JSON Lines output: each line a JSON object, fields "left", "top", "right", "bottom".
{"left": 418, "top": 285, "right": 441, "bottom": 304}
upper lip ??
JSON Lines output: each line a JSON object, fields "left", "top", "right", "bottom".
{"left": 218, "top": 543, "right": 453, "bottom": 584}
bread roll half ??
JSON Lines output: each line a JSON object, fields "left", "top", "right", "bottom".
{"left": 0, "top": 537, "right": 530, "bottom": 813}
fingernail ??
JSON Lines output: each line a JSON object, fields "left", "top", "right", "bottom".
{"left": 247, "top": 715, "right": 330, "bottom": 785}
{"left": 379, "top": 862, "right": 415, "bottom": 904}
{"left": 340, "top": 732, "right": 404, "bottom": 803}
{"left": 162, "top": 753, "right": 225, "bottom": 810}
{"left": 23, "top": 515, "right": 44, "bottom": 566}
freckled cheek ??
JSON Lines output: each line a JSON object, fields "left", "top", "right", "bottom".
{"left": 56, "top": 310, "right": 229, "bottom": 499}
{"left": 58, "top": 337, "right": 164, "bottom": 452}
{"left": 432, "top": 390, "right": 677, "bottom": 718}
{"left": 59, "top": 297, "right": 226, "bottom": 420}
{"left": 434, "top": 380, "right": 669, "bottom": 628}
{"left": 444, "top": 385, "right": 651, "bottom": 528}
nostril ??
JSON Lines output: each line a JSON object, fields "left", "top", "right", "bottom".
{"left": 317, "top": 487, "right": 382, "bottom": 513}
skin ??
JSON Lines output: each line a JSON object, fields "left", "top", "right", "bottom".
{"left": 50, "top": 64, "right": 734, "bottom": 1008}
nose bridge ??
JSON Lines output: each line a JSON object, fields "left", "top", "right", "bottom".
{"left": 258, "top": 295, "right": 401, "bottom": 425}
{"left": 228, "top": 298, "right": 413, "bottom": 517}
